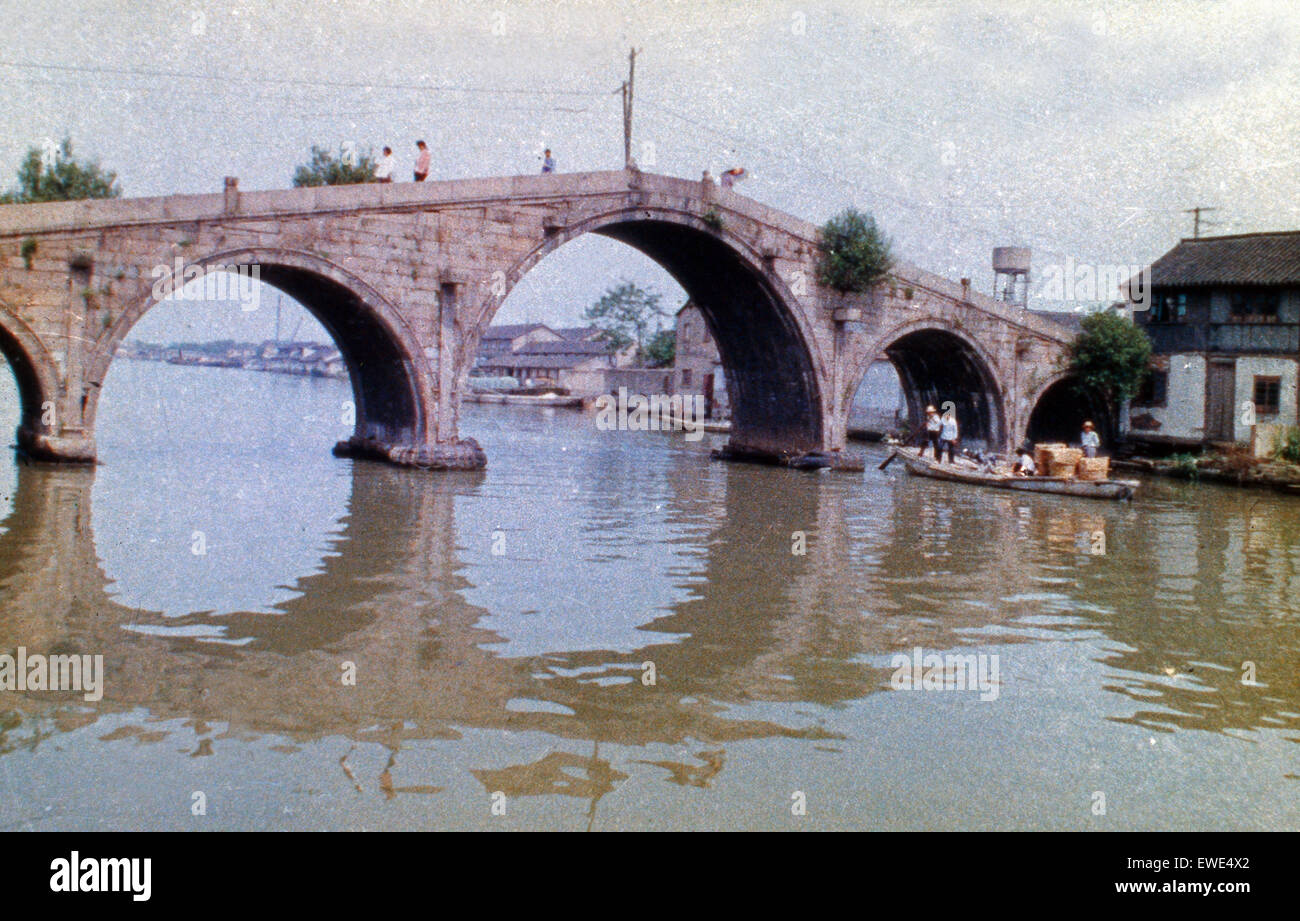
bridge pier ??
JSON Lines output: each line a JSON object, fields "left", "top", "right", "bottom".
{"left": 15, "top": 426, "right": 97, "bottom": 464}
{"left": 331, "top": 435, "right": 486, "bottom": 470}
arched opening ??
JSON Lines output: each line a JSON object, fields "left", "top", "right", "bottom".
{"left": 1026, "top": 376, "right": 1108, "bottom": 447}
{"left": 0, "top": 316, "right": 51, "bottom": 446}
{"left": 476, "top": 215, "right": 825, "bottom": 460}
{"left": 91, "top": 252, "right": 428, "bottom": 456}
{"left": 883, "top": 328, "right": 1005, "bottom": 450}
{"left": 847, "top": 359, "right": 906, "bottom": 440}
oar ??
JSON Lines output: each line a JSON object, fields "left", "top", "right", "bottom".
{"left": 879, "top": 450, "right": 899, "bottom": 471}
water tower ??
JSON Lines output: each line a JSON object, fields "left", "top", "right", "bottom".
{"left": 992, "top": 246, "right": 1031, "bottom": 308}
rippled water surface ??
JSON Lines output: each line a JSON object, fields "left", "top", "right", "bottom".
{"left": 0, "top": 361, "right": 1297, "bottom": 830}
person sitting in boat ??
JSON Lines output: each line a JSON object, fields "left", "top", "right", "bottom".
{"left": 1011, "top": 447, "right": 1036, "bottom": 476}
{"left": 938, "top": 408, "right": 959, "bottom": 464}
{"left": 922, "top": 405, "right": 943, "bottom": 460}
{"left": 1081, "top": 421, "right": 1101, "bottom": 458}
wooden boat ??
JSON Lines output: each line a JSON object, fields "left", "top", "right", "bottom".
{"left": 893, "top": 449, "right": 1139, "bottom": 500}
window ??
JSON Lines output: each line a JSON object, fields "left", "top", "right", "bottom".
{"left": 1253, "top": 376, "right": 1281, "bottom": 416}
{"left": 1230, "top": 289, "right": 1280, "bottom": 320}
{"left": 681, "top": 368, "right": 692, "bottom": 386}
{"left": 1151, "top": 291, "right": 1187, "bottom": 323}
{"left": 1134, "top": 369, "right": 1168, "bottom": 407}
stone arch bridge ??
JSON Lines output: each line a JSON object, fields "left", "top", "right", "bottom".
{"left": 0, "top": 170, "right": 1076, "bottom": 469}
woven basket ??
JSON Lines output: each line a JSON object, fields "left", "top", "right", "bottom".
{"left": 1076, "top": 457, "right": 1110, "bottom": 481}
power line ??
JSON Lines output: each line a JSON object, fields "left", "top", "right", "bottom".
{"left": 0, "top": 59, "right": 608, "bottom": 98}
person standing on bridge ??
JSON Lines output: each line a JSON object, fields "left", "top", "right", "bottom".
{"left": 721, "top": 167, "right": 746, "bottom": 189}
{"left": 413, "top": 140, "right": 431, "bottom": 182}
{"left": 541, "top": 149, "right": 556, "bottom": 174}
{"left": 375, "top": 147, "right": 396, "bottom": 183}
{"left": 939, "top": 407, "right": 959, "bottom": 464}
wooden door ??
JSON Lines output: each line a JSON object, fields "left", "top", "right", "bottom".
{"left": 1205, "top": 359, "right": 1236, "bottom": 442}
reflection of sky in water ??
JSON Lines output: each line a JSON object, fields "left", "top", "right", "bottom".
{"left": 92, "top": 360, "right": 353, "bottom": 619}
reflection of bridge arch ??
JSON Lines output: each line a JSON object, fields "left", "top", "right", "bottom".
{"left": 474, "top": 206, "right": 826, "bottom": 459}
{"left": 87, "top": 247, "right": 443, "bottom": 464}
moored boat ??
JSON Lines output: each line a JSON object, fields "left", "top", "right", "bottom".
{"left": 893, "top": 449, "right": 1139, "bottom": 500}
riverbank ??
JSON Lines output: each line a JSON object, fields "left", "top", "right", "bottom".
{"left": 1114, "top": 452, "right": 1300, "bottom": 494}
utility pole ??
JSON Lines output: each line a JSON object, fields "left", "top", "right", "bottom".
{"left": 1184, "top": 206, "right": 1218, "bottom": 239}
{"left": 621, "top": 47, "right": 636, "bottom": 169}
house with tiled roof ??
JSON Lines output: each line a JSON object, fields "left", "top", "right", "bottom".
{"left": 1127, "top": 230, "right": 1300, "bottom": 446}
{"left": 475, "top": 323, "right": 563, "bottom": 362}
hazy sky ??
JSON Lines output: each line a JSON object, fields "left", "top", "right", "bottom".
{"left": 3, "top": 0, "right": 1297, "bottom": 343}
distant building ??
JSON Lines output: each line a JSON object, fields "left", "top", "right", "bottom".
{"left": 551, "top": 325, "right": 603, "bottom": 343}
{"left": 477, "top": 337, "right": 634, "bottom": 387}
{"left": 1127, "top": 230, "right": 1300, "bottom": 446}
{"left": 674, "top": 302, "right": 728, "bottom": 419}
{"left": 476, "top": 323, "right": 563, "bottom": 364}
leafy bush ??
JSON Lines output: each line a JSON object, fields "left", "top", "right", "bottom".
{"left": 1274, "top": 427, "right": 1300, "bottom": 464}
{"left": 816, "top": 208, "right": 894, "bottom": 293}
{"left": 1170, "top": 453, "right": 1200, "bottom": 479}
{"left": 1, "top": 138, "right": 120, "bottom": 203}
{"left": 292, "top": 145, "right": 377, "bottom": 187}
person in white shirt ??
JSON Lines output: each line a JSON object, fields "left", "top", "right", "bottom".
{"left": 922, "top": 405, "right": 943, "bottom": 460}
{"left": 374, "top": 147, "right": 395, "bottom": 183}
{"left": 1081, "top": 420, "right": 1101, "bottom": 458}
{"left": 1012, "top": 448, "right": 1037, "bottom": 476}
{"left": 939, "top": 409, "right": 959, "bottom": 464}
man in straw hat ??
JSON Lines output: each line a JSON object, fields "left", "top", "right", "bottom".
{"left": 1081, "top": 421, "right": 1101, "bottom": 458}
{"left": 922, "top": 405, "right": 943, "bottom": 461}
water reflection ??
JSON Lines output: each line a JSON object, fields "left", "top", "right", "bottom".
{"left": 1, "top": 391, "right": 1299, "bottom": 827}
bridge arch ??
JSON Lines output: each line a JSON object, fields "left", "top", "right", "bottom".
{"left": 1025, "top": 371, "right": 1108, "bottom": 447}
{"left": 468, "top": 205, "right": 828, "bottom": 458}
{"left": 848, "top": 320, "right": 1008, "bottom": 450}
{"left": 88, "top": 247, "right": 433, "bottom": 454}
{"left": 0, "top": 301, "right": 61, "bottom": 444}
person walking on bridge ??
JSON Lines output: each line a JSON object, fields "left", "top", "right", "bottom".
{"left": 541, "top": 149, "right": 556, "bottom": 174}
{"left": 375, "top": 147, "right": 396, "bottom": 183}
{"left": 939, "top": 407, "right": 959, "bottom": 464}
{"left": 413, "top": 140, "right": 431, "bottom": 182}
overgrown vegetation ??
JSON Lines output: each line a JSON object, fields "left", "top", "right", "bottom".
{"left": 0, "top": 138, "right": 121, "bottom": 203}
{"left": 292, "top": 145, "right": 377, "bottom": 187}
{"left": 1170, "top": 453, "right": 1200, "bottom": 479}
{"left": 816, "top": 207, "right": 894, "bottom": 293}
{"left": 1275, "top": 427, "right": 1300, "bottom": 464}
{"left": 20, "top": 237, "right": 37, "bottom": 269}
{"left": 1068, "top": 310, "right": 1152, "bottom": 430}
{"left": 643, "top": 328, "right": 676, "bottom": 368}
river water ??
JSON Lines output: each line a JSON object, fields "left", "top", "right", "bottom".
{"left": 0, "top": 360, "right": 1297, "bottom": 830}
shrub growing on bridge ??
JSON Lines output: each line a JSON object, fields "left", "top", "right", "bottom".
{"left": 292, "top": 145, "right": 377, "bottom": 187}
{"left": 816, "top": 208, "right": 894, "bottom": 293}
{"left": 0, "top": 138, "right": 121, "bottom": 204}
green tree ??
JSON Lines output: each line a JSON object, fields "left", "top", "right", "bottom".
{"left": 583, "top": 281, "right": 669, "bottom": 364}
{"left": 0, "top": 138, "right": 121, "bottom": 203}
{"left": 1068, "top": 309, "right": 1152, "bottom": 431}
{"left": 816, "top": 207, "right": 894, "bottom": 293}
{"left": 292, "top": 145, "right": 377, "bottom": 187}
{"left": 643, "top": 328, "right": 676, "bottom": 368}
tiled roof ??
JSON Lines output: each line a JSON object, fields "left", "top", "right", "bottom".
{"left": 553, "top": 326, "right": 601, "bottom": 340}
{"left": 1026, "top": 309, "right": 1084, "bottom": 333}
{"left": 482, "top": 354, "right": 604, "bottom": 369}
{"left": 481, "top": 323, "right": 551, "bottom": 340}
{"left": 514, "top": 340, "right": 612, "bottom": 356}
{"left": 1147, "top": 231, "right": 1300, "bottom": 287}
